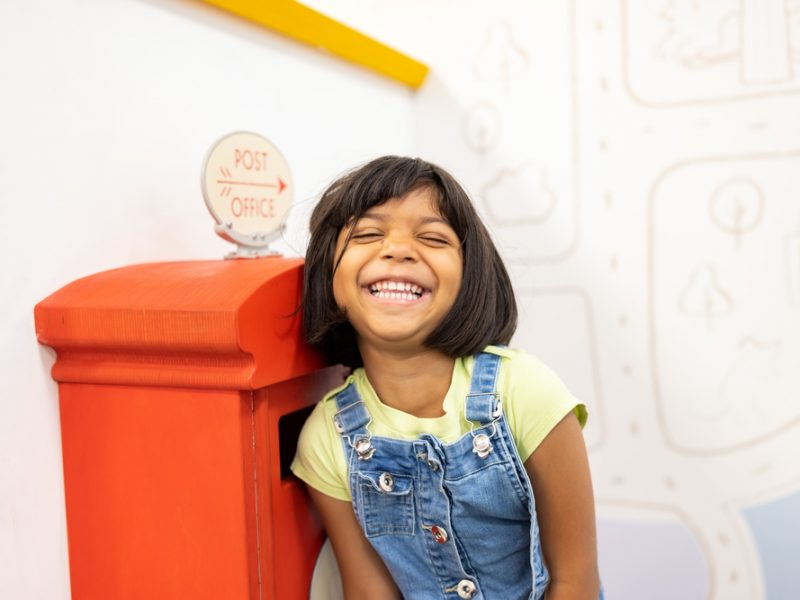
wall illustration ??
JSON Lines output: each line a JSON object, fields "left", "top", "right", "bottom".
{"left": 472, "top": 20, "right": 530, "bottom": 82}
{"left": 6, "top": 0, "right": 800, "bottom": 597}
{"left": 480, "top": 163, "right": 557, "bottom": 226}
{"left": 462, "top": 102, "right": 502, "bottom": 156}
{"left": 598, "top": 504, "right": 711, "bottom": 598}
{"left": 478, "top": 163, "right": 576, "bottom": 264}
{"left": 739, "top": 484, "right": 800, "bottom": 599}
{"left": 649, "top": 154, "right": 800, "bottom": 453}
{"left": 709, "top": 178, "right": 765, "bottom": 250}
{"left": 397, "top": 0, "right": 579, "bottom": 264}
{"left": 677, "top": 264, "right": 734, "bottom": 329}
{"left": 623, "top": 0, "right": 800, "bottom": 105}
{"left": 353, "top": 1, "right": 800, "bottom": 597}
{"left": 513, "top": 287, "right": 606, "bottom": 452}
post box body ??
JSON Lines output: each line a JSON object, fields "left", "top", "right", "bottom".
{"left": 35, "top": 258, "right": 343, "bottom": 599}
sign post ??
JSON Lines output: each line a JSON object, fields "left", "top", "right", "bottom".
{"left": 202, "top": 131, "right": 294, "bottom": 258}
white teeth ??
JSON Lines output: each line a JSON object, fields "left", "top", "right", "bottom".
{"left": 370, "top": 290, "right": 419, "bottom": 301}
{"left": 369, "top": 280, "right": 424, "bottom": 296}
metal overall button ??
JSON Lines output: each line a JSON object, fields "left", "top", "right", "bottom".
{"left": 456, "top": 579, "right": 476, "bottom": 599}
{"left": 354, "top": 437, "right": 375, "bottom": 460}
{"left": 378, "top": 472, "right": 394, "bottom": 492}
{"left": 472, "top": 433, "right": 493, "bottom": 458}
{"left": 430, "top": 525, "right": 448, "bottom": 544}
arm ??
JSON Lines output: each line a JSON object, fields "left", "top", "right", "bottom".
{"left": 524, "top": 412, "right": 601, "bottom": 600}
{"left": 308, "top": 487, "right": 401, "bottom": 600}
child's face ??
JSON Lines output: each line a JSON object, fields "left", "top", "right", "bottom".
{"left": 332, "top": 186, "right": 463, "bottom": 354}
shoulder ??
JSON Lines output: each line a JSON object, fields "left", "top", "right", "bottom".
{"left": 483, "top": 346, "right": 588, "bottom": 460}
{"left": 296, "top": 376, "right": 350, "bottom": 438}
{"left": 491, "top": 346, "right": 573, "bottom": 397}
{"left": 290, "top": 377, "right": 354, "bottom": 502}
{"left": 479, "top": 345, "right": 567, "bottom": 391}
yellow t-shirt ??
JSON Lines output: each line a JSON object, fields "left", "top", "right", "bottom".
{"left": 291, "top": 346, "right": 587, "bottom": 501}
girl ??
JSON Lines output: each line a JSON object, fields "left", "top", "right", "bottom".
{"left": 292, "top": 156, "right": 602, "bottom": 600}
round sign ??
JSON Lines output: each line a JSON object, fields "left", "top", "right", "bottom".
{"left": 201, "top": 132, "right": 293, "bottom": 246}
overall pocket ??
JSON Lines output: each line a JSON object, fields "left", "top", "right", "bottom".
{"left": 355, "top": 471, "right": 415, "bottom": 537}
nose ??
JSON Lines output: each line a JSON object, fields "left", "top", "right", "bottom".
{"left": 381, "top": 232, "right": 417, "bottom": 262}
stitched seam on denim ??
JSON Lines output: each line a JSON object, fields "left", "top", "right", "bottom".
{"left": 359, "top": 482, "right": 415, "bottom": 537}
{"left": 441, "top": 460, "right": 507, "bottom": 483}
{"left": 493, "top": 426, "right": 532, "bottom": 508}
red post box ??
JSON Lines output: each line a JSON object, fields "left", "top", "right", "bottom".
{"left": 34, "top": 258, "right": 343, "bottom": 599}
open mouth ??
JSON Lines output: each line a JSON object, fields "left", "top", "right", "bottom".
{"left": 367, "top": 280, "right": 427, "bottom": 301}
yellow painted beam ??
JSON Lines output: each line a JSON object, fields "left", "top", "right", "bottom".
{"left": 199, "top": 0, "right": 429, "bottom": 89}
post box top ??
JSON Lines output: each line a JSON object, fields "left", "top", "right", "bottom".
{"left": 38, "top": 258, "right": 301, "bottom": 310}
{"left": 35, "top": 258, "right": 325, "bottom": 389}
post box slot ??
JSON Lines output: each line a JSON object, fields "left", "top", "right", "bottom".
{"left": 278, "top": 404, "right": 316, "bottom": 480}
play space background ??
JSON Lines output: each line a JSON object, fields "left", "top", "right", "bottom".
{"left": 2, "top": 1, "right": 798, "bottom": 598}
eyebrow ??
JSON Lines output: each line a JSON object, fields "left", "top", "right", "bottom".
{"left": 359, "top": 211, "right": 450, "bottom": 226}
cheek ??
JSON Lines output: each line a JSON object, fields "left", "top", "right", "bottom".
{"left": 330, "top": 235, "right": 351, "bottom": 309}
{"left": 331, "top": 271, "right": 348, "bottom": 310}
{"left": 444, "top": 254, "right": 464, "bottom": 291}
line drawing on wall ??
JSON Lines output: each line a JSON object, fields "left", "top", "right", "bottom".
{"left": 462, "top": 102, "right": 502, "bottom": 156}
{"left": 622, "top": 0, "right": 800, "bottom": 106}
{"left": 460, "top": 0, "right": 579, "bottom": 265}
{"left": 648, "top": 151, "right": 800, "bottom": 456}
{"left": 513, "top": 286, "right": 606, "bottom": 452}
{"left": 479, "top": 163, "right": 558, "bottom": 227}
{"left": 709, "top": 178, "right": 765, "bottom": 250}
{"left": 677, "top": 264, "right": 735, "bottom": 329}
{"left": 597, "top": 500, "right": 721, "bottom": 599}
{"left": 472, "top": 20, "right": 530, "bottom": 82}
{"left": 712, "top": 337, "right": 786, "bottom": 425}
{"left": 729, "top": 479, "right": 800, "bottom": 599}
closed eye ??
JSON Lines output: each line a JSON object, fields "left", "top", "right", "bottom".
{"left": 351, "top": 232, "right": 383, "bottom": 242}
{"left": 419, "top": 234, "right": 453, "bottom": 246}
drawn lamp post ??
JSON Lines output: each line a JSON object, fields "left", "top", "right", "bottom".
{"left": 202, "top": 131, "right": 293, "bottom": 258}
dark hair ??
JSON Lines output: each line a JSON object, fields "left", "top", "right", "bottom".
{"left": 302, "top": 155, "right": 516, "bottom": 368}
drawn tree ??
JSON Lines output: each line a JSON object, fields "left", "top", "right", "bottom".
{"left": 462, "top": 103, "right": 501, "bottom": 156}
{"left": 709, "top": 178, "right": 765, "bottom": 249}
{"left": 678, "top": 265, "right": 734, "bottom": 329}
{"left": 473, "top": 21, "right": 529, "bottom": 82}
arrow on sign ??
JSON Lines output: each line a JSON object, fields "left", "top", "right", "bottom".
{"left": 216, "top": 177, "right": 288, "bottom": 193}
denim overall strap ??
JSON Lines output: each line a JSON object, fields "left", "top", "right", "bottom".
{"left": 332, "top": 382, "right": 376, "bottom": 461}
{"left": 465, "top": 351, "right": 549, "bottom": 598}
{"left": 465, "top": 351, "right": 503, "bottom": 425}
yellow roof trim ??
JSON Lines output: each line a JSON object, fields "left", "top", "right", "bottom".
{"left": 199, "top": 0, "right": 429, "bottom": 89}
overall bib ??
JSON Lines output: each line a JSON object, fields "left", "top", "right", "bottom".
{"left": 332, "top": 352, "right": 551, "bottom": 600}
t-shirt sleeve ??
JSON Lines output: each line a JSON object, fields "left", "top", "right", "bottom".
{"left": 502, "top": 351, "right": 588, "bottom": 464}
{"left": 290, "top": 399, "right": 351, "bottom": 502}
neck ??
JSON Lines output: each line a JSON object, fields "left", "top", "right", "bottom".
{"left": 358, "top": 344, "right": 455, "bottom": 418}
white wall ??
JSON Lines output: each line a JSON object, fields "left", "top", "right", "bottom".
{"left": 0, "top": 1, "right": 414, "bottom": 598}
{"left": 4, "top": 0, "right": 800, "bottom": 599}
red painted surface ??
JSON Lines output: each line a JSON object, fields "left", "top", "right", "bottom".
{"left": 35, "top": 258, "right": 343, "bottom": 599}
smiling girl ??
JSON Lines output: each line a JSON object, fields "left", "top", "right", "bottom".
{"left": 292, "top": 156, "right": 602, "bottom": 599}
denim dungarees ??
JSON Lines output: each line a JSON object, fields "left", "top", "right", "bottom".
{"left": 332, "top": 352, "right": 550, "bottom": 600}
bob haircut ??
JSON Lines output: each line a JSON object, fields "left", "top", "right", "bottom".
{"left": 302, "top": 155, "right": 517, "bottom": 368}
